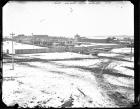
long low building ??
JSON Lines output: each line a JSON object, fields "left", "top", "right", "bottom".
{"left": 3, "top": 41, "right": 46, "bottom": 54}
{"left": 3, "top": 41, "right": 67, "bottom": 54}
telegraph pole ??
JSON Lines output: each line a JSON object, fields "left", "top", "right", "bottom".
{"left": 32, "top": 33, "right": 34, "bottom": 49}
{"left": 130, "top": 38, "right": 133, "bottom": 61}
{"left": 10, "top": 32, "right": 15, "bottom": 70}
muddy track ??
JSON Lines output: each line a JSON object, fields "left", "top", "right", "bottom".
{"left": 49, "top": 59, "right": 134, "bottom": 107}
{"left": 86, "top": 60, "right": 134, "bottom": 107}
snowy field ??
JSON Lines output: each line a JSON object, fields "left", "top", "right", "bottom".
{"left": 111, "top": 47, "right": 134, "bottom": 54}
{"left": 98, "top": 47, "right": 134, "bottom": 62}
{"left": 3, "top": 41, "right": 45, "bottom": 54}
{"left": 18, "top": 52, "right": 94, "bottom": 60}
{"left": 3, "top": 50, "right": 134, "bottom": 108}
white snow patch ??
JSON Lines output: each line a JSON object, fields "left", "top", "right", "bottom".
{"left": 53, "top": 59, "right": 101, "bottom": 67}
{"left": 98, "top": 53, "right": 120, "bottom": 57}
{"left": 19, "top": 52, "right": 94, "bottom": 60}
{"left": 106, "top": 61, "right": 134, "bottom": 77}
{"left": 111, "top": 47, "right": 134, "bottom": 54}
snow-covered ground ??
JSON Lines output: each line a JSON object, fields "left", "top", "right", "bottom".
{"left": 18, "top": 52, "right": 94, "bottom": 60}
{"left": 111, "top": 47, "right": 134, "bottom": 54}
{"left": 3, "top": 50, "right": 134, "bottom": 107}
{"left": 3, "top": 41, "right": 45, "bottom": 54}
{"left": 98, "top": 53, "right": 120, "bottom": 57}
{"left": 3, "top": 61, "right": 116, "bottom": 108}
{"left": 97, "top": 47, "right": 134, "bottom": 62}
{"left": 107, "top": 61, "right": 134, "bottom": 77}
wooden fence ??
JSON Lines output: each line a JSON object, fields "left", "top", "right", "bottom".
{"left": 14, "top": 44, "right": 122, "bottom": 54}
{"left": 15, "top": 47, "right": 66, "bottom": 54}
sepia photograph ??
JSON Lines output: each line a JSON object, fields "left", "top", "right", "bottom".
{"left": 2, "top": 1, "right": 134, "bottom": 108}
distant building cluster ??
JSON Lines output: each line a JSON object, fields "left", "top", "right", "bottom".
{"left": 3, "top": 34, "right": 134, "bottom": 55}
{"left": 74, "top": 34, "right": 107, "bottom": 43}
{"left": 12, "top": 34, "right": 74, "bottom": 47}
{"left": 4, "top": 34, "right": 134, "bottom": 48}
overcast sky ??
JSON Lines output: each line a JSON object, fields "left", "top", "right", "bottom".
{"left": 3, "top": 1, "right": 133, "bottom": 38}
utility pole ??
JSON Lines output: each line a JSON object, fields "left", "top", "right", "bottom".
{"left": 32, "top": 33, "right": 34, "bottom": 49}
{"left": 10, "top": 32, "right": 15, "bottom": 70}
{"left": 130, "top": 38, "right": 133, "bottom": 61}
